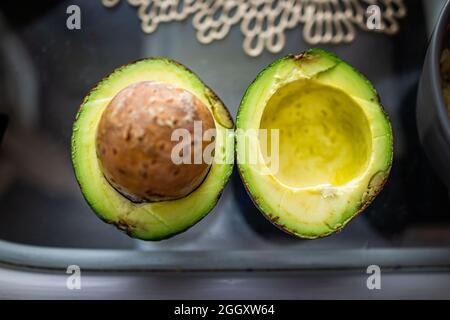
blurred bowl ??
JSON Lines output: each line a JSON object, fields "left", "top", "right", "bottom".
{"left": 417, "top": 0, "right": 450, "bottom": 189}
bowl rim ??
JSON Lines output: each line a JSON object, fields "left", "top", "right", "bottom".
{"left": 430, "top": 0, "right": 450, "bottom": 141}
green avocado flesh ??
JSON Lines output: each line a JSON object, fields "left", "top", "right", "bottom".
{"left": 236, "top": 48, "right": 393, "bottom": 239}
{"left": 72, "top": 58, "right": 234, "bottom": 240}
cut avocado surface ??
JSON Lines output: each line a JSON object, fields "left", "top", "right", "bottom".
{"left": 72, "top": 58, "right": 234, "bottom": 240}
{"left": 236, "top": 48, "right": 393, "bottom": 239}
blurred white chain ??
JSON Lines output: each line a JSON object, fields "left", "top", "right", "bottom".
{"left": 101, "top": 0, "right": 406, "bottom": 57}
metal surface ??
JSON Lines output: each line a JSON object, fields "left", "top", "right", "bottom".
{"left": 0, "top": 0, "right": 449, "bottom": 299}
{"left": 1, "top": 265, "right": 450, "bottom": 299}
{"left": 2, "top": 239, "right": 450, "bottom": 271}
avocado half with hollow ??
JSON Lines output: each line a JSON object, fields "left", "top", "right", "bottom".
{"left": 236, "top": 48, "right": 393, "bottom": 239}
{"left": 72, "top": 58, "right": 234, "bottom": 240}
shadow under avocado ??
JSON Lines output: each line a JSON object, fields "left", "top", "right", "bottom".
{"left": 366, "top": 83, "right": 450, "bottom": 236}
{"left": 365, "top": 3, "right": 450, "bottom": 236}
{"left": 0, "top": 113, "right": 8, "bottom": 146}
{"left": 231, "top": 169, "right": 302, "bottom": 243}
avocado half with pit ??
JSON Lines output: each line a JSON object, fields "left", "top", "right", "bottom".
{"left": 236, "top": 48, "right": 393, "bottom": 239}
{"left": 72, "top": 58, "right": 234, "bottom": 240}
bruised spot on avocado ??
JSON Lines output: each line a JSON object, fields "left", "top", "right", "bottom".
{"left": 292, "top": 52, "right": 322, "bottom": 66}
{"left": 361, "top": 170, "right": 388, "bottom": 204}
{"left": 115, "top": 218, "right": 135, "bottom": 232}
{"left": 293, "top": 52, "right": 307, "bottom": 61}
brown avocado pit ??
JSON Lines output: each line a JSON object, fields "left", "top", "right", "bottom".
{"left": 96, "top": 81, "right": 216, "bottom": 203}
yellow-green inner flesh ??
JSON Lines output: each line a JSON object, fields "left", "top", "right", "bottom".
{"left": 259, "top": 80, "right": 372, "bottom": 189}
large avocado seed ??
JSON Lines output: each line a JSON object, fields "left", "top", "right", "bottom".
{"left": 96, "top": 81, "right": 216, "bottom": 202}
